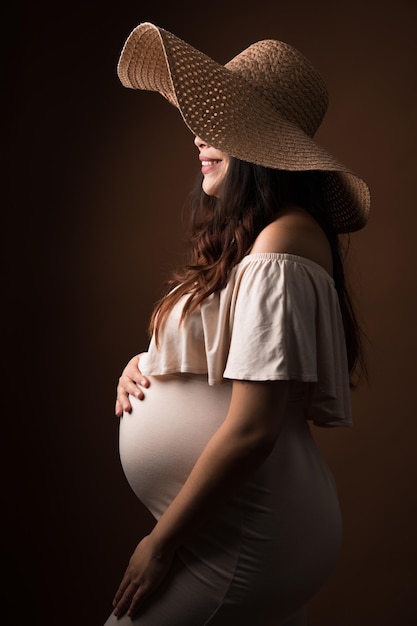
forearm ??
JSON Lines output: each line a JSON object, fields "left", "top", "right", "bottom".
{"left": 150, "top": 380, "right": 288, "bottom": 555}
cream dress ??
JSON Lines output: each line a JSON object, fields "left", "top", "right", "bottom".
{"left": 105, "top": 253, "right": 351, "bottom": 626}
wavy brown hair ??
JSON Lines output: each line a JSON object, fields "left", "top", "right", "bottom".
{"left": 150, "top": 158, "right": 366, "bottom": 384}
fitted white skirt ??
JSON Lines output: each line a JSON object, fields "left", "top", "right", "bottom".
{"left": 110, "top": 373, "right": 341, "bottom": 625}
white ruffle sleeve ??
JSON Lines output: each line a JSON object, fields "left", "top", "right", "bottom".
{"left": 140, "top": 253, "right": 352, "bottom": 426}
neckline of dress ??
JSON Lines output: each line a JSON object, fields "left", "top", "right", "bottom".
{"left": 240, "top": 252, "right": 335, "bottom": 283}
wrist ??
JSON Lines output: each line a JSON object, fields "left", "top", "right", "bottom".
{"left": 149, "top": 523, "right": 181, "bottom": 556}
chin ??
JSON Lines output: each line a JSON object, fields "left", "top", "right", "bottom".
{"left": 202, "top": 181, "right": 220, "bottom": 198}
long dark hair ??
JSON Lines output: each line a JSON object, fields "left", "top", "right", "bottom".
{"left": 150, "top": 158, "right": 366, "bottom": 385}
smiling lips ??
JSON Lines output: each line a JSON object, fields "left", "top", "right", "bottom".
{"left": 200, "top": 158, "right": 222, "bottom": 174}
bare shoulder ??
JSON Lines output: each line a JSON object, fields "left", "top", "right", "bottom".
{"left": 250, "top": 206, "right": 333, "bottom": 275}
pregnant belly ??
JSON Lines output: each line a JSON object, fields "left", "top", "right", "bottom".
{"left": 119, "top": 374, "right": 232, "bottom": 519}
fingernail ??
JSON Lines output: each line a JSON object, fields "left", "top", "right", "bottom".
{"left": 140, "top": 378, "right": 147, "bottom": 386}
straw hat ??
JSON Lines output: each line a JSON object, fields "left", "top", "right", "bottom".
{"left": 117, "top": 22, "right": 370, "bottom": 233}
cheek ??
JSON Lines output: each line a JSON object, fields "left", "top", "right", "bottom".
{"left": 221, "top": 158, "right": 231, "bottom": 180}
{"left": 218, "top": 162, "right": 229, "bottom": 187}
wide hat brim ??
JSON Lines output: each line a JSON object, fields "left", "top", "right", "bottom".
{"left": 117, "top": 22, "right": 370, "bottom": 233}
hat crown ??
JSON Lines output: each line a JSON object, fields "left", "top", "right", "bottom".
{"left": 225, "top": 40, "right": 328, "bottom": 137}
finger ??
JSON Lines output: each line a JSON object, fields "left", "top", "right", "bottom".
{"left": 125, "top": 354, "right": 150, "bottom": 387}
{"left": 115, "top": 391, "right": 133, "bottom": 414}
{"left": 112, "top": 572, "right": 131, "bottom": 607}
{"left": 125, "top": 369, "right": 150, "bottom": 388}
{"left": 115, "top": 399, "right": 125, "bottom": 417}
{"left": 118, "top": 376, "right": 145, "bottom": 398}
{"left": 114, "top": 582, "right": 139, "bottom": 617}
{"left": 127, "top": 584, "right": 150, "bottom": 617}
{"left": 117, "top": 383, "right": 143, "bottom": 408}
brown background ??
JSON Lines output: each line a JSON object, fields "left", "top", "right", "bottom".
{"left": 3, "top": 0, "right": 416, "bottom": 624}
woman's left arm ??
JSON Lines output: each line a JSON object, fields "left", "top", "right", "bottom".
{"left": 113, "top": 378, "right": 289, "bottom": 618}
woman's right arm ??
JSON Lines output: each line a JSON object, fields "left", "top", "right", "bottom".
{"left": 115, "top": 354, "right": 150, "bottom": 417}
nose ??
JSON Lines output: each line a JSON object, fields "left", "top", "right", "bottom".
{"left": 194, "top": 136, "right": 208, "bottom": 149}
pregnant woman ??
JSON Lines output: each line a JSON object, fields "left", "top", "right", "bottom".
{"left": 104, "top": 22, "right": 370, "bottom": 625}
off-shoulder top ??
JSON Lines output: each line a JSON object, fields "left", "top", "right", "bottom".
{"left": 140, "top": 253, "right": 352, "bottom": 427}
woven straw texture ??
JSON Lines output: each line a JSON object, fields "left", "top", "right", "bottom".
{"left": 117, "top": 23, "right": 370, "bottom": 233}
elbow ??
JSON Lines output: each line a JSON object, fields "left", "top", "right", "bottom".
{"left": 225, "top": 378, "right": 288, "bottom": 462}
{"left": 231, "top": 423, "right": 281, "bottom": 463}
{"left": 253, "top": 428, "right": 281, "bottom": 457}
